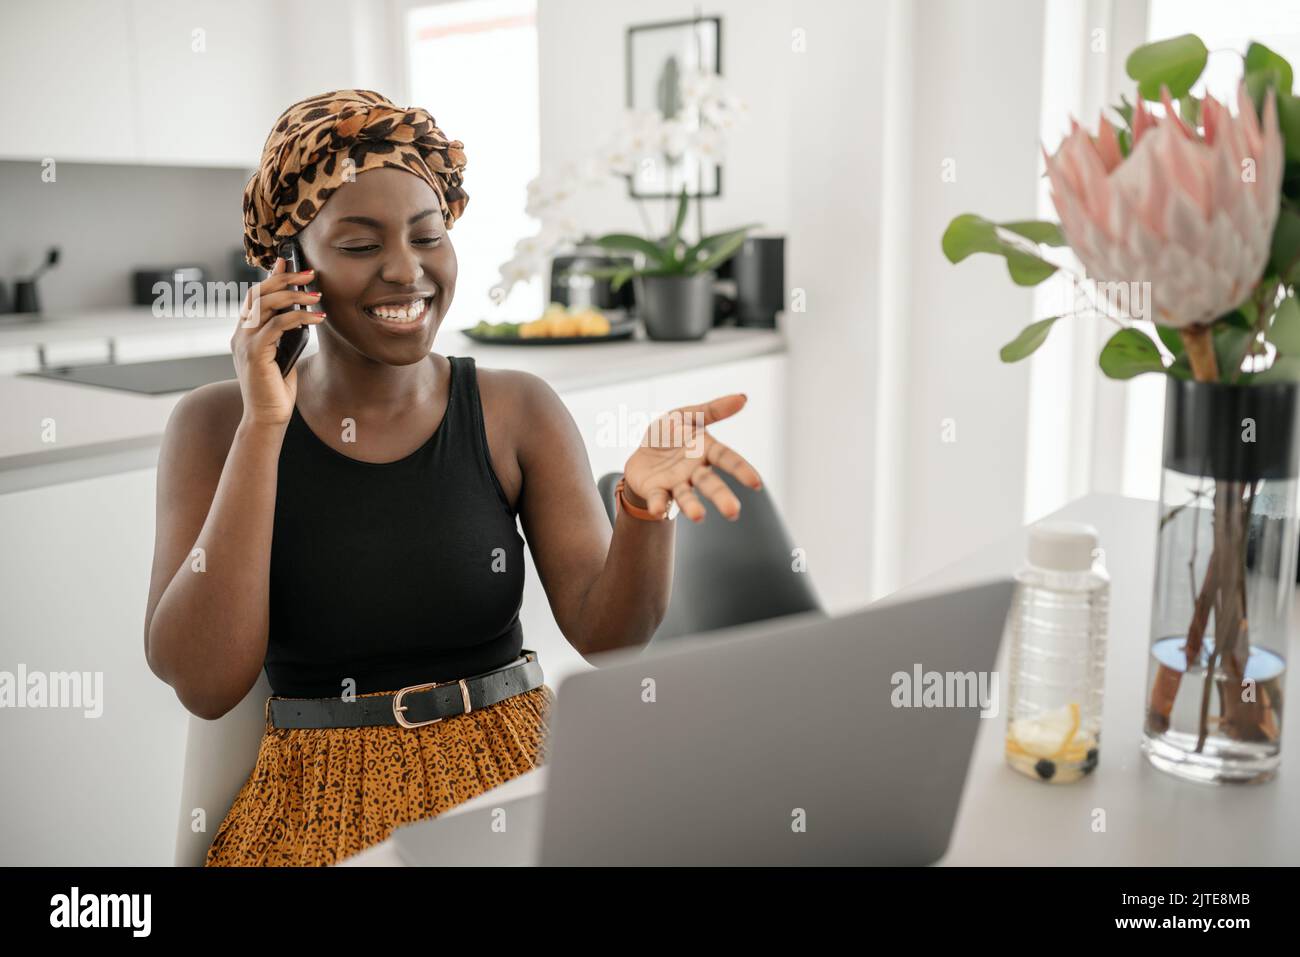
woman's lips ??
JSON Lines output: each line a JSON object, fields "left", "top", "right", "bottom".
{"left": 363, "top": 296, "right": 433, "bottom": 333}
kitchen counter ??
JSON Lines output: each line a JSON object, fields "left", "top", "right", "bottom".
{"left": 0, "top": 307, "right": 235, "bottom": 350}
{"left": 0, "top": 324, "right": 786, "bottom": 492}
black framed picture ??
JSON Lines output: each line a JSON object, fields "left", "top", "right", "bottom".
{"left": 624, "top": 15, "right": 723, "bottom": 200}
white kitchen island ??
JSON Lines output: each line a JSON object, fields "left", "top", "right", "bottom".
{"left": 0, "top": 323, "right": 788, "bottom": 865}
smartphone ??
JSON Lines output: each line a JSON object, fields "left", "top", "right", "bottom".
{"left": 274, "top": 239, "right": 314, "bottom": 377}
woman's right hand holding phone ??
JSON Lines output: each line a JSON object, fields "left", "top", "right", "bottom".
{"left": 232, "top": 256, "right": 324, "bottom": 427}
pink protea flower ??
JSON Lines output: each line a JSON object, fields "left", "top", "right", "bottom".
{"left": 1044, "top": 83, "right": 1283, "bottom": 329}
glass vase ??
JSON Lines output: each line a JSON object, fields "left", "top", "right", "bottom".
{"left": 1142, "top": 380, "right": 1300, "bottom": 784}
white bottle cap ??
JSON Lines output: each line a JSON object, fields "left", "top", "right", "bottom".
{"left": 1027, "top": 520, "right": 1099, "bottom": 572}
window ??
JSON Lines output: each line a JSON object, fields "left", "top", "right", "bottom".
{"left": 405, "top": 0, "right": 543, "bottom": 329}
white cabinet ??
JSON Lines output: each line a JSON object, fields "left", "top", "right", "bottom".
{"left": 129, "top": 0, "right": 279, "bottom": 167}
{"left": 113, "top": 328, "right": 233, "bottom": 362}
{"left": 0, "top": 0, "right": 281, "bottom": 167}
{"left": 0, "top": 346, "right": 41, "bottom": 376}
{"left": 0, "top": 0, "right": 138, "bottom": 163}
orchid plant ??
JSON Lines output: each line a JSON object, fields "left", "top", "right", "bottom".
{"left": 943, "top": 35, "right": 1300, "bottom": 758}
{"left": 490, "top": 70, "right": 750, "bottom": 303}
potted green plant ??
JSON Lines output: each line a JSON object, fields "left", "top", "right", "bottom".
{"left": 943, "top": 35, "right": 1300, "bottom": 784}
{"left": 584, "top": 186, "right": 757, "bottom": 340}
{"left": 489, "top": 69, "right": 753, "bottom": 329}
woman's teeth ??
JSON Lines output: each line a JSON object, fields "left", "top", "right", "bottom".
{"left": 366, "top": 298, "right": 429, "bottom": 322}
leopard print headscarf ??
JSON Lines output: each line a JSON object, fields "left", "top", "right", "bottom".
{"left": 242, "top": 89, "right": 468, "bottom": 270}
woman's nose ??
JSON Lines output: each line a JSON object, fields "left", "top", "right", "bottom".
{"left": 379, "top": 245, "right": 423, "bottom": 286}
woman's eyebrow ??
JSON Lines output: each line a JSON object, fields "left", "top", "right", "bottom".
{"left": 336, "top": 209, "right": 438, "bottom": 228}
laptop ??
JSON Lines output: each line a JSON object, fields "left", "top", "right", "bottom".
{"left": 392, "top": 577, "right": 1014, "bottom": 866}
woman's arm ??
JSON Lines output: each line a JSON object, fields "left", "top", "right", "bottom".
{"left": 514, "top": 375, "right": 761, "bottom": 659}
{"left": 144, "top": 259, "right": 321, "bottom": 718}
{"left": 143, "top": 388, "right": 287, "bottom": 718}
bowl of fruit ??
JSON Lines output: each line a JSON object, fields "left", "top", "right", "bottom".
{"left": 463, "top": 304, "right": 636, "bottom": 345}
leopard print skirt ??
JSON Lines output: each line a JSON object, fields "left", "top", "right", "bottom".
{"left": 204, "top": 683, "right": 555, "bottom": 866}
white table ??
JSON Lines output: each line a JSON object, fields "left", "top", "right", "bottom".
{"left": 342, "top": 493, "right": 1300, "bottom": 866}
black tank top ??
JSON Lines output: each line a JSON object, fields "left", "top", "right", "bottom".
{"left": 263, "top": 354, "right": 526, "bottom": 698}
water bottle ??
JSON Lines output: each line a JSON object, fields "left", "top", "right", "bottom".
{"left": 1004, "top": 521, "right": 1110, "bottom": 784}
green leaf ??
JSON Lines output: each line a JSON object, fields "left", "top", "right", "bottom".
{"left": 1277, "top": 92, "right": 1300, "bottom": 164}
{"left": 1126, "top": 34, "right": 1209, "bottom": 100}
{"left": 1270, "top": 207, "right": 1300, "bottom": 284}
{"left": 609, "top": 267, "right": 638, "bottom": 292}
{"left": 588, "top": 233, "right": 668, "bottom": 266}
{"left": 1245, "top": 42, "right": 1295, "bottom": 98}
{"left": 941, "top": 213, "right": 1058, "bottom": 286}
{"left": 1156, "top": 324, "right": 1185, "bottom": 356}
{"left": 1214, "top": 324, "right": 1257, "bottom": 381}
{"left": 666, "top": 186, "right": 690, "bottom": 251}
{"left": 1179, "top": 95, "right": 1201, "bottom": 128}
{"left": 999, "top": 316, "right": 1062, "bottom": 362}
{"left": 1245, "top": 70, "right": 1274, "bottom": 114}
{"left": 691, "top": 231, "right": 750, "bottom": 274}
{"left": 1268, "top": 295, "right": 1300, "bottom": 355}
{"left": 684, "top": 223, "right": 760, "bottom": 263}
{"left": 1099, "top": 328, "right": 1167, "bottom": 379}
{"left": 1114, "top": 95, "right": 1135, "bottom": 127}
{"left": 1001, "top": 220, "right": 1067, "bottom": 247}
{"left": 1116, "top": 127, "right": 1132, "bottom": 158}
{"left": 1167, "top": 354, "right": 1194, "bottom": 381}
{"left": 1254, "top": 355, "right": 1300, "bottom": 383}
{"left": 1219, "top": 307, "right": 1255, "bottom": 331}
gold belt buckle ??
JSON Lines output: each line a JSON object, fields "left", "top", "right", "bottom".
{"left": 392, "top": 678, "right": 471, "bottom": 729}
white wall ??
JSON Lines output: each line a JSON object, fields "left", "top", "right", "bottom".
{"left": 783, "top": 1, "right": 887, "bottom": 611}
{"left": 536, "top": 0, "right": 793, "bottom": 241}
{"left": 535, "top": 0, "right": 1053, "bottom": 609}
{"left": 895, "top": 0, "right": 1047, "bottom": 586}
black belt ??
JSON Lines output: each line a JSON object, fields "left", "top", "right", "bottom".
{"left": 265, "top": 651, "right": 545, "bottom": 730}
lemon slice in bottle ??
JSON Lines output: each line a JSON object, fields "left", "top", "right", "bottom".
{"left": 1007, "top": 703, "right": 1081, "bottom": 759}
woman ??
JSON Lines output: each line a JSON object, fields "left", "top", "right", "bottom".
{"left": 143, "top": 90, "right": 764, "bottom": 866}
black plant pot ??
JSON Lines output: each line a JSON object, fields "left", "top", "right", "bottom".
{"left": 635, "top": 273, "right": 715, "bottom": 341}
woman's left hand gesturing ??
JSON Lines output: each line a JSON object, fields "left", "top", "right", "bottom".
{"left": 622, "top": 393, "right": 764, "bottom": 523}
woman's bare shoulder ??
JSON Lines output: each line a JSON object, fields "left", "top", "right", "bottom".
{"left": 159, "top": 379, "right": 247, "bottom": 470}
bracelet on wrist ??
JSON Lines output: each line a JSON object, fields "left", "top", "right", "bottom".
{"left": 615, "top": 477, "right": 670, "bottom": 522}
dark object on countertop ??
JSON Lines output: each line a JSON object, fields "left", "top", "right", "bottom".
{"left": 132, "top": 266, "right": 205, "bottom": 308}
{"left": 13, "top": 246, "right": 60, "bottom": 315}
{"left": 635, "top": 272, "right": 715, "bottom": 340}
{"left": 716, "top": 235, "right": 784, "bottom": 328}
{"left": 23, "top": 353, "right": 235, "bottom": 395}
{"left": 0, "top": 280, "right": 9, "bottom": 314}
{"left": 550, "top": 244, "right": 637, "bottom": 314}
{"left": 231, "top": 247, "right": 264, "bottom": 285}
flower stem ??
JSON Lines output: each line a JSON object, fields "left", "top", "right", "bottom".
{"left": 1181, "top": 324, "right": 1220, "bottom": 382}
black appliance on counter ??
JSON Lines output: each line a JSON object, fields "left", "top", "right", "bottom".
{"left": 715, "top": 235, "right": 785, "bottom": 328}
{"left": 550, "top": 243, "right": 637, "bottom": 313}
{"left": 132, "top": 266, "right": 205, "bottom": 307}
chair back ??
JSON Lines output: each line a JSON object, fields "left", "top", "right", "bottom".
{"left": 597, "top": 471, "right": 824, "bottom": 643}
{"left": 173, "top": 672, "right": 272, "bottom": 866}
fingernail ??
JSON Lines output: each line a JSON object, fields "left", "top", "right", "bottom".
{"left": 309, "top": 291, "right": 322, "bottom": 297}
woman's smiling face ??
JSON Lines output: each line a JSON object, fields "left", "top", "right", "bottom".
{"left": 296, "top": 166, "right": 457, "bottom": 365}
